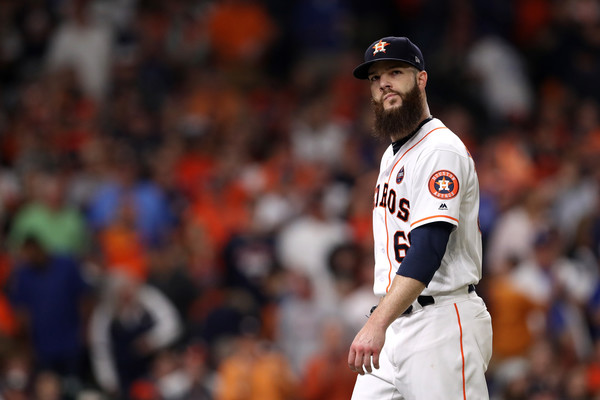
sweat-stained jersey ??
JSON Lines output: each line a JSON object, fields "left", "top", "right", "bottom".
{"left": 372, "top": 118, "right": 482, "bottom": 297}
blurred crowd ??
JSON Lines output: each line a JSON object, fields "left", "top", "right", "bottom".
{"left": 0, "top": 0, "right": 600, "bottom": 399}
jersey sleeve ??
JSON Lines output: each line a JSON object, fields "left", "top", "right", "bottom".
{"left": 409, "top": 148, "right": 469, "bottom": 230}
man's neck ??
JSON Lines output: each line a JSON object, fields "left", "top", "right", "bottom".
{"left": 391, "top": 116, "right": 433, "bottom": 154}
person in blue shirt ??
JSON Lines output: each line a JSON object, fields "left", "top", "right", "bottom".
{"left": 8, "top": 234, "right": 93, "bottom": 379}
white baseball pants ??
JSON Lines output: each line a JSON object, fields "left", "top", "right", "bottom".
{"left": 351, "top": 291, "right": 492, "bottom": 400}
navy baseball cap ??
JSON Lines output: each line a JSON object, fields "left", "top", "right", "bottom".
{"left": 353, "top": 36, "right": 425, "bottom": 79}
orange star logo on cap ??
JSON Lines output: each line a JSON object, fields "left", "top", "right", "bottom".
{"left": 372, "top": 40, "right": 390, "bottom": 55}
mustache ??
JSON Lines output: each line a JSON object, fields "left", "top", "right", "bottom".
{"left": 383, "top": 90, "right": 401, "bottom": 96}
{"left": 373, "top": 90, "right": 403, "bottom": 105}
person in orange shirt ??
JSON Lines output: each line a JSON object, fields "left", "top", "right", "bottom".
{"left": 98, "top": 200, "right": 148, "bottom": 282}
{"left": 215, "top": 329, "right": 299, "bottom": 400}
{"left": 301, "top": 318, "right": 356, "bottom": 400}
{"left": 206, "top": 0, "right": 276, "bottom": 68}
{"left": 487, "top": 258, "right": 547, "bottom": 362}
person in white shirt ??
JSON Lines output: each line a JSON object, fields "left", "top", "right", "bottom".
{"left": 89, "top": 271, "right": 182, "bottom": 397}
{"left": 347, "top": 36, "right": 493, "bottom": 400}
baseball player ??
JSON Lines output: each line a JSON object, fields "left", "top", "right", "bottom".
{"left": 348, "top": 36, "right": 493, "bottom": 399}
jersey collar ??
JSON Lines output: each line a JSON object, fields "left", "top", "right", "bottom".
{"left": 392, "top": 116, "right": 433, "bottom": 155}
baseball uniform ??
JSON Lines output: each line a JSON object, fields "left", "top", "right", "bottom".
{"left": 352, "top": 117, "right": 493, "bottom": 399}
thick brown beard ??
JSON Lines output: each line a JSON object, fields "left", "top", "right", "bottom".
{"left": 371, "top": 82, "right": 425, "bottom": 141}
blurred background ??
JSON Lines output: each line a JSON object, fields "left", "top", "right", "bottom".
{"left": 0, "top": 0, "right": 599, "bottom": 399}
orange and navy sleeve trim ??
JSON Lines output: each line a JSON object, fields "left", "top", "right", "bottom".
{"left": 410, "top": 215, "right": 458, "bottom": 228}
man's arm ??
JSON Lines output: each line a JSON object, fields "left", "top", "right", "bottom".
{"left": 348, "top": 275, "right": 424, "bottom": 374}
{"left": 347, "top": 222, "right": 453, "bottom": 374}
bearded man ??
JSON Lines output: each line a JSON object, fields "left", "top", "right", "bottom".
{"left": 347, "top": 36, "right": 493, "bottom": 400}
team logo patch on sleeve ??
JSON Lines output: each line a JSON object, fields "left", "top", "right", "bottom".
{"left": 429, "top": 170, "right": 459, "bottom": 199}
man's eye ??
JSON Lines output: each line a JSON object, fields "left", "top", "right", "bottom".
{"left": 369, "top": 76, "right": 379, "bottom": 82}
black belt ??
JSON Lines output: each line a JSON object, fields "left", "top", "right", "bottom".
{"left": 402, "top": 284, "right": 476, "bottom": 315}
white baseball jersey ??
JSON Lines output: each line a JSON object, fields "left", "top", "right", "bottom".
{"left": 372, "top": 117, "right": 482, "bottom": 297}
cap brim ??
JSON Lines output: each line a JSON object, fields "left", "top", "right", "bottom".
{"left": 353, "top": 59, "right": 385, "bottom": 80}
{"left": 353, "top": 58, "right": 423, "bottom": 79}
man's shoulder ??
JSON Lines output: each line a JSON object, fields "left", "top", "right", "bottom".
{"left": 424, "top": 119, "right": 461, "bottom": 141}
{"left": 420, "top": 120, "right": 470, "bottom": 156}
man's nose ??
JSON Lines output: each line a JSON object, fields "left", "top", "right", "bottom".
{"left": 379, "top": 76, "right": 392, "bottom": 90}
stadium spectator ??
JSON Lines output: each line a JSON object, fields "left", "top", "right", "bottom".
{"left": 276, "top": 190, "right": 351, "bottom": 304}
{"left": 45, "top": 0, "right": 113, "bottom": 101}
{"left": 214, "top": 327, "right": 298, "bottom": 400}
{"left": 88, "top": 271, "right": 182, "bottom": 398}
{"left": 86, "top": 143, "right": 175, "bottom": 248}
{"left": 8, "top": 172, "right": 89, "bottom": 257}
{"left": 275, "top": 270, "right": 331, "bottom": 375}
{"left": 300, "top": 317, "right": 356, "bottom": 400}
{"left": 8, "top": 234, "right": 93, "bottom": 379}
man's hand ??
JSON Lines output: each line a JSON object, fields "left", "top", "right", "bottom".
{"left": 347, "top": 275, "right": 426, "bottom": 374}
{"left": 348, "top": 321, "right": 386, "bottom": 375}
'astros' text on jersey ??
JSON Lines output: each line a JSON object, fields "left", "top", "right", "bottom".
{"left": 372, "top": 118, "right": 482, "bottom": 296}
